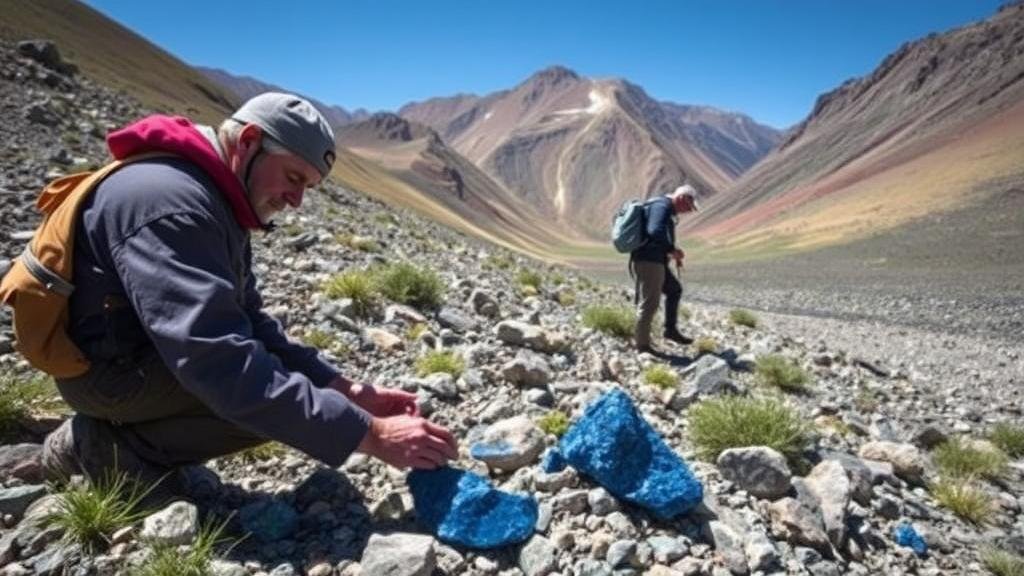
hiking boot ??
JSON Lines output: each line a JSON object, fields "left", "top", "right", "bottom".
{"left": 663, "top": 330, "right": 693, "bottom": 346}
{"left": 42, "top": 415, "right": 181, "bottom": 505}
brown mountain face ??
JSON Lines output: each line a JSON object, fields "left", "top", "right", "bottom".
{"left": 197, "top": 66, "right": 371, "bottom": 127}
{"left": 337, "top": 113, "right": 583, "bottom": 250}
{"left": 400, "top": 66, "right": 782, "bottom": 238}
{"left": 0, "top": 0, "right": 237, "bottom": 123}
{"left": 691, "top": 2, "right": 1024, "bottom": 258}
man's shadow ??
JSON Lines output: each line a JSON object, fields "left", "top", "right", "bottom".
{"left": 647, "top": 348, "right": 693, "bottom": 368}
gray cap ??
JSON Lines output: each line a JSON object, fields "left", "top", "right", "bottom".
{"left": 672, "top": 184, "right": 700, "bottom": 211}
{"left": 231, "top": 92, "right": 336, "bottom": 177}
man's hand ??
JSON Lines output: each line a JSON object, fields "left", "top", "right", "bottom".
{"left": 671, "top": 248, "right": 685, "bottom": 263}
{"left": 331, "top": 378, "right": 419, "bottom": 418}
{"left": 358, "top": 414, "right": 459, "bottom": 469}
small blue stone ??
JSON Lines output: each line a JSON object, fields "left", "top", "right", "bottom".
{"left": 559, "top": 388, "right": 703, "bottom": 519}
{"left": 541, "top": 448, "right": 567, "bottom": 473}
{"left": 239, "top": 500, "right": 299, "bottom": 543}
{"left": 893, "top": 522, "right": 928, "bottom": 557}
{"left": 408, "top": 467, "right": 537, "bottom": 549}
{"left": 469, "top": 441, "right": 515, "bottom": 459}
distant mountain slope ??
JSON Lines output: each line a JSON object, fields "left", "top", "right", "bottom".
{"left": 337, "top": 113, "right": 584, "bottom": 251}
{"left": 0, "top": 0, "right": 237, "bottom": 123}
{"left": 197, "top": 66, "right": 371, "bottom": 127}
{"left": 690, "top": 2, "right": 1024, "bottom": 260}
{"left": 400, "top": 67, "right": 782, "bottom": 238}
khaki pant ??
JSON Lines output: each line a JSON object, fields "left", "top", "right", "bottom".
{"left": 634, "top": 260, "right": 683, "bottom": 350}
{"left": 56, "top": 351, "right": 266, "bottom": 469}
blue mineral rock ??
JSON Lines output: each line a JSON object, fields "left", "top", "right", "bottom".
{"left": 239, "top": 499, "right": 299, "bottom": 542}
{"left": 408, "top": 466, "right": 538, "bottom": 549}
{"left": 540, "top": 448, "right": 567, "bottom": 473}
{"left": 558, "top": 388, "right": 703, "bottom": 519}
{"left": 893, "top": 522, "right": 928, "bottom": 557}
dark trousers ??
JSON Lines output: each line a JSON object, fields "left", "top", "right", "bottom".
{"left": 55, "top": 351, "right": 266, "bottom": 469}
{"left": 634, "top": 260, "right": 682, "bottom": 349}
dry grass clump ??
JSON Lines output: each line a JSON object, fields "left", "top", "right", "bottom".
{"left": 989, "top": 422, "right": 1024, "bottom": 458}
{"left": 980, "top": 546, "right": 1024, "bottom": 576}
{"left": 643, "top": 365, "right": 679, "bottom": 390}
{"left": 374, "top": 262, "right": 445, "bottom": 311}
{"left": 930, "top": 477, "right": 993, "bottom": 525}
{"left": 729, "top": 308, "right": 758, "bottom": 328}
{"left": 933, "top": 437, "right": 1008, "bottom": 480}
{"left": 756, "top": 355, "right": 812, "bottom": 393}
{"left": 695, "top": 337, "right": 718, "bottom": 354}
{"left": 582, "top": 305, "right": 635, "bottom": 339}
{"left": 415, "top": 350, "right": 465, "bottom": 378}
{"left": 688, "top": 396, "right": 810, "bottom": 465}
{"left": 322, "top": 270, "right": 378, "bottom": 318}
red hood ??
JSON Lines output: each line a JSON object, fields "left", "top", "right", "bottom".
{"left": 107, "top": 115, "right": 263, "bottom": 230}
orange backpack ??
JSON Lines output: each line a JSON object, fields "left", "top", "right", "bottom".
{"left": 0, "top": 153, "right": 169, "bottom": 378}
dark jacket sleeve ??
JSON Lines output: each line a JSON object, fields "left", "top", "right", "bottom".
{"left": 109, "top": 211, "right": 370, "bottom": 466}
{"left": 644, "top": 198, "right": 676, "bottom": 253}
{"left": 241, "top": 243, "right": 340, "bottom": 388}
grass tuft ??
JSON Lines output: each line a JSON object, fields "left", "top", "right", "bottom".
{"left": 415, "top": 350, "right": 465, "bottom": 378}
{"left": 729, "top": 309, "right": 759, "bottom": 328}
{"left": 335, "top": 233, "right": 380, "bottom": 252}
{"left": 0, "top": 371, "right": 65, "bottom": 440}
{"left": 643, "top": 364, "right": 679, "bottom": 390}
{"left": 582, "top": 305, "right": 635, "bottom": 339}
{"left": 538, "top": 410, "right": 571, "bottom": 438}
{"left": 556, "top": 290, "right": 576, "bottom": 307}
{"left": 516, "top": 269, "right": 543, "bottom": 292}
{"left": 981, "top": 546, "right": 1024, "bottom": 576}
{"left": 374, "top": 262, "right": 445, "bottom": 311}
{"left": 756, "top": 355, "right": 811, "bottom": 393}
{"left": 406, "top": 323, "right": 428, "bottom": 341}
{"left": 227, "top": 442, "right": 289, "bottom": 464}
{"left": 322, "top": 270, "right": 378, "bottom": 318}
{"left": 132, "top": 516, "right": 234, "bottom": 576}
{"left": 695, "top": 337, "right": 718, "bottom": 355}
{"left": 989, "top": 423, "right": 1024, "bottom": 459}
{"left": 933, "top": 437, "right": 1008, "bottom": 481}
{"left": 930, "top": 477, "right": 993, "bottom": 525}
{"left": 678, "top": 305, "right": 692, "bottom": 321}
{"left": 688, "top": 396, "right": 810, "bottom": 465}
{"left": 45, "top": 469, "right": 153, "bottom": 553}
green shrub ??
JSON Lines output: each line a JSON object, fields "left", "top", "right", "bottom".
{"left": 374, "top": 262, "right": 444, "bottom": 310}
{"left": 132, "top": 517, "right": 234, "bottom": 576}
{"left": 556, "top": 290, "right": 576, "bottom": 306}
{"left": 930, "top": 477, "right": 992, "bottom": 525}
{"left": 538, "top": 410, "right": 571, "bottom": 437}
{"left": 548, "top": 273, "right": 566, "bottom": 286}
{"left": 45, "top": 469, "right": 153, "bottom": 552}
{"left": 517, "top": 269, "right": 543, "bottom": 292}
{"left": 643, "top": 365, "right": 679, "bottom": 390}
{"left": 695, "top": 337, "right": 718, "bottom": 354}
{"left": 322, "top": 270, "right": 378, "bottom": 318}
{"left": 756, "top": 355, "right": 811, "bottom": 393}
{"left": 729, "top": 309, "right": 758, "bottom": 328}
{"left": 415, "top": 350, "right": 464, "bottom": 378}
{"left": 483, "top": 253, "right": 515, "bottom": 270}
{"left": 302, "top": 329, "right": 335, "bottom": 350}
{"left": 0, "top": 372, "right": 65, "bottom": 440}
{"left": 989, "top": 423, "right": 1024, "bottom": 458}
{"left": 688, "top": 396, "right": 810, "bottom": 464}
{"left": 981, "top": 546, "right": 1024, "bottom": 576}
{"left": 933, "top": 437, "right": 1008, "bottom": 480}
{"left": 582, "top": 305, "right": 635, "bottom": 339}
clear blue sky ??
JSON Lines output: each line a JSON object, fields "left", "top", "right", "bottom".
{"left": 82, "top": 0, "right": 1005, "bottom": 129}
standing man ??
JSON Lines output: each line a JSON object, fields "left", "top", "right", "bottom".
{"left": 631, "top": 185, "right": 700, "bottom": 353}
{"left": 41, "top": 92, "right": 458, "bottom": 497}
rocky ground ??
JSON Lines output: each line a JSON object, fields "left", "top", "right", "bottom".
{"left": 1, "top": 39, "right": 1023, "bottom": 576}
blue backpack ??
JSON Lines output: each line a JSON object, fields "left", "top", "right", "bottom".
{"left": 611, "top": 198, "right": 652, "bottom": 253}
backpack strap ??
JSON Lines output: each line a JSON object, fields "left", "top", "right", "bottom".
{"left": 20, "top": 244, "right": 75, "bottom": 297}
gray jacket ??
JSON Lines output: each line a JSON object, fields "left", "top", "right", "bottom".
{"left": 67, "top": 147, "right": 370, "bottom": 466}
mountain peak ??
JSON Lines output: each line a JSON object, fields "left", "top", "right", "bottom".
{"left": 525, "top": 65, "right": 581, "bottom": 86}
